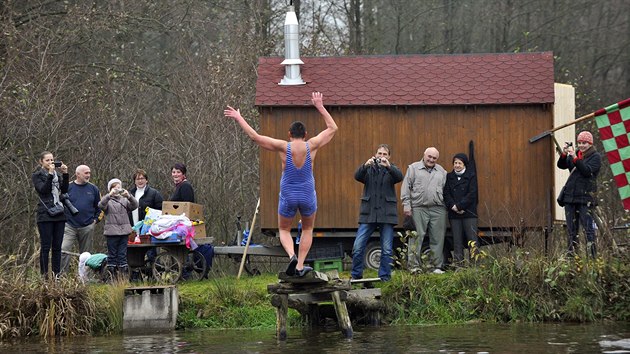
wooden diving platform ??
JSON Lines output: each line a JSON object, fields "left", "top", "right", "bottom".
{"left": 268, "top": 270, "right": 357, "bottom": 340}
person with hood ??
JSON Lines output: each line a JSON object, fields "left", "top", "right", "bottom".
{"left": 444, "top": 152, "right": 479, "bottom": 265}
{"left": 99, "top": 178, "right": 139, "bottom": 280}
{"left": 557, "top": 130, "right": 601, "bottom": 258}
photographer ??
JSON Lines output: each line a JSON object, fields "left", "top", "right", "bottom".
{"left": 32, "top": 151, "right": 69, "bottom": 279}
{"left": 61, "top": 165, "right": 101, "bottom": 274}
{"left": 351, "top": 144, "right": 403, "bottom": 281}
{"left": 557, "top": 131, "right": 601, "bottom": 258}
{"left": 99, "top": 178, "right": 138, "bottom": 280}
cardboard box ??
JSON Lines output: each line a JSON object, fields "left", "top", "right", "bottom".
{"left": 162, "top": 202, "right": 204, "bottom": 221}
{"left": 193, "top": 224, "right": 206, "bottom": 238}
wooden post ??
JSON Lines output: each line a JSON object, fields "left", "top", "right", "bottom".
{"left": 331, "top": 290, "right": 353, "bottom": 339}
{"left": 237, "top": 198, "right": 260, "bottom": 279}
{"left": 273, "top": 294, "right": 288, "bottom": 341}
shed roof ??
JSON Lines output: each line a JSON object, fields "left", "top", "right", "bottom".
{"left": 255, "top": 52, "right": 555, "bottom": 107}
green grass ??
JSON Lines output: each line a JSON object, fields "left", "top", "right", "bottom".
{"left": 0, "top": 248, "right": 628, "bottom": 338}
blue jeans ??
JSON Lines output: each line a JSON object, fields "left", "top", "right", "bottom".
{"left": 564, "top": 203, "right": 596, "bottom": 257}
{"left": 351, "top": 223, "right": 394, "bottom": 281}
{"left": 106, "top": 235, "right": 128, "bottom": 267}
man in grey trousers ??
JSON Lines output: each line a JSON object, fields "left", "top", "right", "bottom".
{"left": 61, "top": 165, "right": 101, "bottom": 274}
{"left": 401, "top": 147, "right": 447, "bottom": 273}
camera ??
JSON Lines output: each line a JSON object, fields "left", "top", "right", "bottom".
{"left": 115, "top": 188, "right": 125, "bottom": 195}
{"left": 372, "top": 157, "right": 382, "bottom": 165}
{"left": 54, "top": 161, "right": 62, "bottom": 168}
{"left": 60, "top": 193, "right": 79, "bottom": 215}
{"left": 565, "top": 142, "right": 573, "bottom": 147}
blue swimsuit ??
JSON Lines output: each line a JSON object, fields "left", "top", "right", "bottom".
{"left": 278, "top": 142, "right": 317, "bottom": 218}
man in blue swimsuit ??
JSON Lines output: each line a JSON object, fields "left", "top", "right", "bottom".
{"left": 225, "top": 92, "right": 338, "bottom": 276}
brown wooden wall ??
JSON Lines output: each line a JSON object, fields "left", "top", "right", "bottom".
{"left": 258, "top": 104, "right": 554, "bottom": 230}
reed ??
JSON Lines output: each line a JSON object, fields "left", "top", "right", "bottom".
{"left": 0, "top": 244, "right": 97, "bottom": 339}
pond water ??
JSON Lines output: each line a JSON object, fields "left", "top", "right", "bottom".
{"left": 2, "top": 322, "right": 630, "bottom": 353}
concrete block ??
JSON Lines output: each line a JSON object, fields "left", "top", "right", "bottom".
{"left": 123, "top": 285, "right": 178, "bottom": 332}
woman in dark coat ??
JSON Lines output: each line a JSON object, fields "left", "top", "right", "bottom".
{"left": 170, "top": 162, "right": 195, "bottom": 202}
{"left": 557, "top": 131, "right": 601, "bottom": 258}
{"left": 444, "top": 153, "right": 479, "bottom": 265}
{"left": 32, "top": 151, "right": 69, "bottom": 278}
{"left": 128, "top": 168, "right": 164, "bottom": 226}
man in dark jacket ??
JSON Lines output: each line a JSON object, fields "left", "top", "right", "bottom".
{"left": 351, "top": 144, "right": 403, "bottom": 281}
{"left": 557, "top": 130, "right": 601, "bottom": 258}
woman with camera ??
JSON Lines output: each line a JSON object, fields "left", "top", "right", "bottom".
{"left": 32, "top": 151, "right": 69, "bottom": 279}
{"left": 99, "top": 178, "right": 138, "bottom": 280}
{"left": 557, "top": 131, "right": 601, "bottom": 258}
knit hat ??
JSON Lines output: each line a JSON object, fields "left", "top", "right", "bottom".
{"left": 453, "top": 153, "right": 469, "bottom": 166}
{"left": 577, "top": 131, "right": 593, "bottom": 145}
{"left": 107, "top": 178, "right": 122, "bottom": 191}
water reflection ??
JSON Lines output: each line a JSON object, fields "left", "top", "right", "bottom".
{"left": 1, "top": 322, "right": 629, "bottom": 353}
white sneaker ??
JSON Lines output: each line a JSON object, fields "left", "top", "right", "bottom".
{"left": 432, "top": 268, "right": 445, "bottom": 274}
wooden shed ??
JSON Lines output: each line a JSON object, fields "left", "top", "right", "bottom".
{"left": 254, "top": 52, "right": 558, "bottom": 241}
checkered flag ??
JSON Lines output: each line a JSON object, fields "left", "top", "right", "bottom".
{"left": 594, "top": 98, "right": 630, "bottom": 209}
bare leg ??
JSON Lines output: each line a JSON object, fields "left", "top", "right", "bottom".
{"left": 297, "top": 213, "right": 316, "bottom": 270}
{"left": 278, "top": 214, "right": 295, "bottom": 258}
{"left": 278, "top": 214, "right": 298, "bottom": 275}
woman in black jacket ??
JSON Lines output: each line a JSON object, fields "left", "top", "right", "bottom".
{"left": 444, "top": 153, "right": 479, "bottom": 265}
{"left": 32, "top": 151, "right": 69, "bottom": 278}
{"left": 128, "top": 168, "right": 164, "bottom": 226}
{"left": 557, "top": 131, "right": 601, "bottom": 258}
{"left": 170, "top": 162, "right": 195, "bottom": 202}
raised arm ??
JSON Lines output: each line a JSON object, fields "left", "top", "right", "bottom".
{"left": 224, "top": 106, "right": 286, "bottom": 152}
{"left": 307, "top": 92, "right": 338, "bottom": 151}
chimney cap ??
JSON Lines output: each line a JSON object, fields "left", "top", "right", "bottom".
{"left": 281, "top": 58, "right": 304, "bottom": 65}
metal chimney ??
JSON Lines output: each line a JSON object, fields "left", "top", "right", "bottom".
{"left": 279, "top": 5, "right": 305, "bottom": 85}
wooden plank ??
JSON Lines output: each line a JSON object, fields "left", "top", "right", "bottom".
{"left": 288, "top": 291, "right": 348, "bottom": 304}
{"left": 350, "top": 277, "right": 381, "bottom": 284}
{"left": 127, "top": 236, "right": 214, "bottom": 248}
{"left": 268, "top": 279, "right": 352, "bottom": 294}
{"left": 213, "top": 245, "right": 286, "bottom": 257}
{"left": 277, "top": 270, "right": 329, "bottom": 283}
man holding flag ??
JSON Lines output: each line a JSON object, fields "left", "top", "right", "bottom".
{"left": 557, "top": 131, "right": 601, "bottom": 258}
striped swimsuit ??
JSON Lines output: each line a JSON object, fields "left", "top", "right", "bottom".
{"left": 278, "top": 142, "right": 317, "bottom": 218}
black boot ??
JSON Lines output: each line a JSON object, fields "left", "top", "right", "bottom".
{"left": 587, "top": 242, "right": 597, "bottom": 258}
{"left": 118, "top": 265, "right": 130, "bottom": 282}
{"left": 105, "top": 265, "right": 117, "bottom": 283}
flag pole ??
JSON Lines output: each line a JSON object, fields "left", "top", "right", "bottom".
{"left": 529, "top": 112, "right": 596, "bottom": 143}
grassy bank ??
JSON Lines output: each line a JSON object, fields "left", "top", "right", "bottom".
{"left": 1, "top": 249, "right": 628, "bottom": 339}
